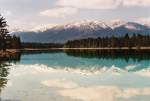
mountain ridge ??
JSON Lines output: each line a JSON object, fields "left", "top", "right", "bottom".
{"left": 12, "top": 21, "right": 150, "bottom": 43}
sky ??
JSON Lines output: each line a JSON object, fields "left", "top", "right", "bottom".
{"left": 0, "top": 0, "right": 150, "bottom": 31}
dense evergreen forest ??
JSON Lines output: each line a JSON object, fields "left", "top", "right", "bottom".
{"left": 21, "top": 43, "right": 63, "bottom": 48}
{"left": 0, "top": 14, "right": 21, "bottom": 51}
{"left": 64, "top": 34, "right": 150, "bottom": 49}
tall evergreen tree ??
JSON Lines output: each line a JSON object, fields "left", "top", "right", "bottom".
{"left": 0, "top": 14, "right": 9, "bottom": 51}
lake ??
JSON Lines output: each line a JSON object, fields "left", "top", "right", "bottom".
{"left": 1, "top": 50, "right": 150, "bottom": 101}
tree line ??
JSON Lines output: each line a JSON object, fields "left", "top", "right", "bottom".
{"left": 21, "top": 43, "right": 63, "bottom": 48}
{"left": 64, "top": 34, "right": 150, "bottom": 49}
{"left": 0, "top": 14, "right": 21, "bottom": 51}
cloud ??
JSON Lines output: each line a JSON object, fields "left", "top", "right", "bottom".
{"left": 57, "top": 0, "right": 150, "bottom": 10}
{"left": 41, "top": 79, "right": 78, "bottom": 89}
{"left": 59, "top": 86, "right": 150, "bottom": 101}
{"left": 41, "top": 78, "right": 150, "bottom": 101}
{"left": 57, "top": 0, "right": 121, "bottom": 9}
{"left": 40, "top": 7, "right": 78, "bottom": 18}
{"left": 122, "top": 0, "right": 150, "bottom": 7}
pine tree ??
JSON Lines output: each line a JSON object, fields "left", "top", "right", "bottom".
{"left": 0, "top": 14, "right": 9, "bottom": 51}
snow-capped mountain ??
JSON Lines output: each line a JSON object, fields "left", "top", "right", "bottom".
{"left": 12, "top": 21, "right": 150, "bottom": 43}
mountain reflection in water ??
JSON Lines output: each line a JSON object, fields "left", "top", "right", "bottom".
{"left": 0, "top": 49, "right": 150, "bottom": 101}
{"left": 0, "top": 49, "right": 150, "bottom": 91}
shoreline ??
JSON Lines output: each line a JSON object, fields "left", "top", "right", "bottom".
{"left": 1, "top": 47, "right": 150, "bottom": 59}
{"left": 1, "top": 47, "right": 150, "bottom": 53}
{"left": 20, "top": 47, "right": 150, "bottom": 51}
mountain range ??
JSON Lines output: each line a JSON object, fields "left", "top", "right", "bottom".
{"left": 12, "top": 21, "right": 150, "bottom": 43}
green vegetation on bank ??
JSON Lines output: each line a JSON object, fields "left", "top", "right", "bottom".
{"left": 65, "top": 34, "right": 150, "bottom": 49}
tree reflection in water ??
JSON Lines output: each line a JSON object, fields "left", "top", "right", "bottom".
{"left": 0, "top": 53, "right": 21, "bottom": 94}
{"left": 0, "top": 62, "right": 10, "bottom": 93}
{"left": 64, "top": 49, "right": 150, "bottom": 62}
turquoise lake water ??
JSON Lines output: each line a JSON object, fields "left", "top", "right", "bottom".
{"left": 19, "top": 51, "right": 150, "bottom": 71}
{"left": 1, "top": 51, "right": 150, "bottom": 101}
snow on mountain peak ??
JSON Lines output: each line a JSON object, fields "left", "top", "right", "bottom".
{"left": 123, "top": 22, "right": 148, "bottom": 31}
{"left": 53, "top": 20, "right": 110, "bottom": 31}
{"left": 124, "top": 22, "right": 140, "bottom": 30}
{"left": 13, "top": 20, "right": 150, "bottom": 34}
{"left": 109, "top": 20, "right": 126, "bottom": 29}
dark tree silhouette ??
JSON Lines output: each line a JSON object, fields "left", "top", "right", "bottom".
{"left": 65, "top": 34, "right": 150, "bottom": 49}
{"left": 0, "top": 14, "right": 9, "bottom": 51}
{"left": 0, "top": 14, "right": 21, "bottom": 50}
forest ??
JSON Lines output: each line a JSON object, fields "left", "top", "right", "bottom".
{"left": 21, "top": 43, "right": 63, "bottom": 48}
{"left": 64, "top": 34, "right": 150, "bottom": 49}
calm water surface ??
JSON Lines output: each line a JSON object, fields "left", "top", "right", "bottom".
{"left": 1, "top": 50, "right": 150, "bottom": 101}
